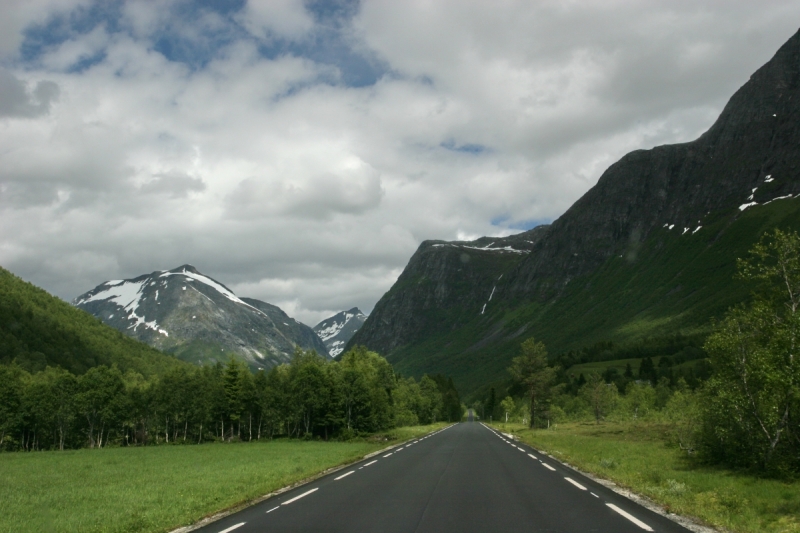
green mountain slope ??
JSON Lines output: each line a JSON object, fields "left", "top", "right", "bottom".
{"left": 0, "top": 266, "right": 186, "bottom": 376}
{"left": 381, "top": 198, "right": 800, "bottom": 393}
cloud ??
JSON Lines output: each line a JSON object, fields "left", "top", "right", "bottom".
{"left": 2, "top": 1, "right": 800, "bottom": 326}
{"left": 0, "top": 69, "right": 59, "bottom": 118}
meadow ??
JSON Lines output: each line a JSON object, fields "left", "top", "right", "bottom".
{"left": 492, "top": 421, "right": 800, "bottom": 533}
{"left": 0, "top": 424, "right": 444, "bottom": 533}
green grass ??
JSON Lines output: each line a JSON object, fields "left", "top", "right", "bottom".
{"left": 565, "top": 356, "right": 707, "bottom": 378}
{"left": 491, "top": 421, "right": 800, "bottom": 533}
{"left": 0, "top": 424, "right": 445, "bottom": 533}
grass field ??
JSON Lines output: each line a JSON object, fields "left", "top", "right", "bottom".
{"left": 491, "top": 421, "right": 800, "bottom": 533}
{"left": 565, "top": 356, "right": 707, "bottom": 379}
{"left": 0, "top": 424, "right": 445, "bottom": 533}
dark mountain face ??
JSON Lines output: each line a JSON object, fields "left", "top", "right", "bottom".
{"left": 313, "top": 307, "right": 367, "bottom": 357}
{"left": 73, "top": 265, "right": 329, "bottom": 369}
{"left": 348, "top": 226, "right": 549, "bottom": 356}
{"left": 348, "top": 28, "right": 800, "bottom": 393}
{"left": 507, "top": 27, "right": 800, "bottom": 301}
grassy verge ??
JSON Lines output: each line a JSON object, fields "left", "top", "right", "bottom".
{"left": 0, "top": 423, "right": 446, "bottom": 533}
{"left": 489, "top": 421, "right": 800, "bottom": 533}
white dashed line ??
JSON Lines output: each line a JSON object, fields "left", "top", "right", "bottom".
{"left": 606, "top": 503, "right": 654, "bottom": 531}
{"left": 527, "top": 453, "right": 538, "bottom": 460}
{"left": 282, "top": 488, "right": 318, "bottom": 505}
{"left": 517, "top": 446, "right": 525, "bottom": 452}
{"left": 542, "top": 463, "right": 556, "bottom": 471}
{"left": 335, "top": 471, "right": 355, "bottom": 480}
{"left": 383, "top": 453, "right": 393, "bottom": 457}
{"left": 364, "top": 460, "right": 378, "bottom": 467}
{"left": 591, "top": 492, "right": 599, "bottom": 498}
{"left": 564, "top": 477, "right": 587, "bottom": 490}
{"left": 218, "top": 523, "right": 245, "bottom": 533}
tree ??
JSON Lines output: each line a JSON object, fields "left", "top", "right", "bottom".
{"left": 580, "top": 373, "right": 618, "bottom": 423}
{"left": 625, "top": 381, "right": 655, "bottom": 420}
{"left": 509, "top": 338, "right": 556, "bottom": 428}
{"left": 703, "top": 229, "right": 800, "bottom": 472}
{"left": 0, "top": 366, "right": 23, "bottom": 449}
{"left": 500, "top": 396, "right": 515, "bottom": 423}
{"left": 74, "top": 366, "right": 125, "bottom": 448}
{"left": 664, "top": 385, "right": 700, "bottom": 455}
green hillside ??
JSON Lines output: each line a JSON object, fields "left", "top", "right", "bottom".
{"left": 385, "top": 197, "right": 800, "bottom": 395}
{"left": 0, "top": 267, "right": 186, "bottom": 376}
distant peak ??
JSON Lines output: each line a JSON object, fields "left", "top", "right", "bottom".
{"left": 346, "top": 307, "right": 363, "bottom": 315}
{"left": 170, "top": 264, "right": 201, "bottom": 274}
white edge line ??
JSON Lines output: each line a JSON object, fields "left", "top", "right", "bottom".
{"left": 281, "top": 487, "right": 318, "bottom": 505}
{"left": 334, "top": 471, "right": 354, "bottom": 481}
{"left": 218, "top": 523, "right": 245, "bottom": 533}
{"left": 606, "top": 503, "right": 654, "bottom": 531}
{"left": 564, "top": 477, "right": 587, "bottom": 490}
{"left": 542, "top": 463, "right": 556, "bottom": 471}
{"left": 266, "top": 506, "right": 280, "bottom": 513}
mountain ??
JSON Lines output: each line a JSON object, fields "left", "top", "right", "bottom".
{"left": 0, "top": 266, "right": 185, "bottom": 376}
{"left": 313, "top": 308, "right": 368, "bottom": 357}
{"left": 348, "top": 28, "right": 800, "bottom": 395}
{"left": 73, "top": 265, "right": 329, "bottom": 370}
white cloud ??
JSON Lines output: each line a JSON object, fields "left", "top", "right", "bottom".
{"left": 2, "top": 1, "right": 800, "bottom": 325}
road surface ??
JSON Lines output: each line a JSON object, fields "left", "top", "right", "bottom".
{"left": 195, "top": 421, "right": 691, "bottom": 533}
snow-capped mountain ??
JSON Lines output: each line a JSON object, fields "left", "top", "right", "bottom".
{"left": 73, "top": 265, "right": 330, "bottom": 369}
{"left": 313, "top": 308, "right": 367, "bottom": 358}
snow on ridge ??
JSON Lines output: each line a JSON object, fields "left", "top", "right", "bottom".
{"left": 160, "top": 268, "right": 270, "bottom": 319}
{"left": 431, "top": 243, "right": 529, "bottom": 254}
{"left": 76, "top": 279, "right": 168, "bottom": 336}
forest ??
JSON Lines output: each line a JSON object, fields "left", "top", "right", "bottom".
{"left": 0, "top": 346, "right": 462, "bottom": 451}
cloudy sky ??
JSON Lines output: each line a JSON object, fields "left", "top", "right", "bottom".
{"left": 2, "top": 0, "right": 799, "bottom": 326}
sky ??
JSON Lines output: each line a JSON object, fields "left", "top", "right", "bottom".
{"left": 2, "top": 1, "right": 800, "bottom": 327}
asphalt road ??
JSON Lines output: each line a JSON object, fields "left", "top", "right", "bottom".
{"left": 195, "top": 421, "right": 692, "bottom": 533}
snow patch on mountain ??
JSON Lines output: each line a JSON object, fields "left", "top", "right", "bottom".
{"left": 313, "top": 308, "right": 368, "bottom": 357}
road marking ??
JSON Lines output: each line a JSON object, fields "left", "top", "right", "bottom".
{"left": 266, "top": 506, "right": 280, "bottom": 513}
{"left": 383, "top": 453, "right": 393, "bottom": 457}
{"left": 606, "top": 503, "right": 654, "bottom": 531}
{"left": 591, "top": 492, "right": 599, "bottom": 498}
{"left": 527, "top": 453, "right": 538, "bottom": 460}
{"left": 364, "top": 460, "right": 378, "bottom": 467}
{"left": 282, "top": 488, "right": 318, "bottom": 505}
{"left": 564, "top": 477, "right": 587, "bottom": 490}
{"left": 542, "top": 463, "right": 556, "bottom": 471}
{"left": 335, "top": 471, "right": 355, "bottom": 480}
{"left": 218, "top": 523, "right": 245, "bottom": 533}
{"left": 517, "top": 446, "right": 525, "bottom": 451}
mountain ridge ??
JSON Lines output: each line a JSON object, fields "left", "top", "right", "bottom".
{"left": 347, "top": 27, "right": 800, "bottom": 394}
{"left": 73, "top": 265, "right": 329, "bottom": 369}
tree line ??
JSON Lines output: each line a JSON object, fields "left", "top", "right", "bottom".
{"left": 478, "top": 229, "right": 800, "bottom": 476}
{"left": 0, "top": 346, "right": 462, "bottom": 451}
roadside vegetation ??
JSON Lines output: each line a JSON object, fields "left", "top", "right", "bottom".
{"left": 492, "top": 420, "right": 799, "bottom": 533}
{"left": 0, "top": 422, "right": 445, "bottom": 533}
{"left": 481, "top": 229, "right": 800, "bottom": 532}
